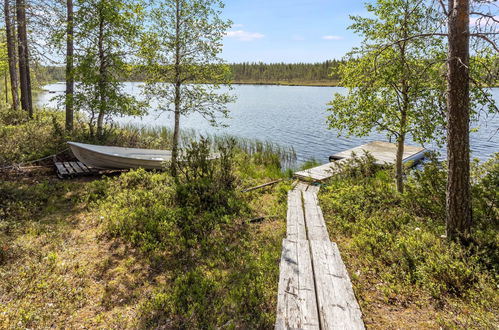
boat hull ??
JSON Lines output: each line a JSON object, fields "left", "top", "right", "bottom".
{"left": 68, "top": 142, "right": 172, "bottom": 170}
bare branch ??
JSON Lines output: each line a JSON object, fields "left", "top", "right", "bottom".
{"left": 470, "top": 33, "right": 499, "bottom": 52}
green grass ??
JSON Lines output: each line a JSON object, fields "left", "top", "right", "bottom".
{"left": 1, "top": 105, "right": 497, "bottom": 328}
{"left": 0, "top": 110, "right": 290, "bottom": 328}
{"left": 319, "top": 155, "right": 498, "bottom": 328}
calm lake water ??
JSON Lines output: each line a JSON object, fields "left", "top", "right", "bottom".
{"left": 38, "top": 82, "right": 499, "bottom": 164}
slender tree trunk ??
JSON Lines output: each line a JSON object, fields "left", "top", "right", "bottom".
{"left": 16, "top": 0, "right": 32, "bottom": 118}
{"left": 4, "top": 0, "right": 19, "bottom": 111}
{"left": 395, "top": 128, "right": 406, "bottom": 193}
{"left": 97, "top": 6, "right": 106, "bottom": 139}
{"left": 446, "top": 0, "right": 472, "bottom": 242}
{"left": 171, "top": 0, "right": 181, "bottom": 178}
{"left": 65, "top": 0, "right": 74, "bottom": 131}
{"left": 4, "top": 72, "right": 8, "bottom": 103}
{"left": 396, "top": 36, "right": 409, "bottom": 194}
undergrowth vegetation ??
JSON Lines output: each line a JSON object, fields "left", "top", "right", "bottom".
{"left": 1, "top": 105, "right": 497, "bottom": 328}
{"left": 0, "top": 106, "right": 290, "bottom": 328}
{"left": 320, "top": 154, "right": 498, "bottom": 328}
{"left": 84, "top": 138, "right": 289, "bottom": 328}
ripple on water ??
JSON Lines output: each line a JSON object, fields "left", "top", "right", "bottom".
{"left": 37, "top": 83, "right": 499, "bottom": 164}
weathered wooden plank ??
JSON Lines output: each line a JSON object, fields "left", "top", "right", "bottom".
{"left": 302, "top": 191, "right": 330, "bottom": 242}
{"left": 54, "top": 162, "right": 69, "bottom": 176}
{"left": 286, "top": 190, "right": 307, "bottom": 240}
{"left": 294, "top": 159, "right": 349, "bottom": 182}
{"left": 306, "top": 185, "right": 320, "bottom": 194}
{"left": 62, "top": 162, "right": 76, "bottom": 174}
{"left": 242, "top": 179, "right": 283, "bottom": 192}
{"left": 69, "top": 161, "right": 85, "bottom": 173}
{"left": 276, "top": 239, "right": 320, "bottom": 330}
{"left": 310, "top": 240, "right": 365, "bottom": 330}
{"left": 294, "top": 181, "right": 310, "bottom": 191}
{"left": 77, "top": 161, "right": 90, "bottom": 172}
{"left": 330, "top": 141, "right": 426, "bottom": 166}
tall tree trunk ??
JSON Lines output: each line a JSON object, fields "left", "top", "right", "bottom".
{"left": 395, "top": 29, "right": 409, "bottom": 194}
{"left": 171, "top": 0, "right": 181, "bottom": 178}
{"left": 16, "top": 0, "right": 32, "bottom": 118}
{"left": 446, "top": 0, "right": 472, "bottom": 242}
{"left": 65, "top": 0, "right": 74, "bottom": 131}
{"left": 97, "top": 6, "right": 106, "bottom": 139}
{"left": 4, "top": 0, "right": 19, "bottom": 111}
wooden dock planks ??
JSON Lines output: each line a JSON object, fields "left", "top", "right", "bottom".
{"left": 275, "top": 239, "right": 320, "bottom": 330}
{"left": 276, "top": 184, "right": 364, "bottom": 329}
{"left": 330, "top": 141, "right": 426, "bottom": 165}
{"left": 295, "top": 141, "right": 427, "bottom": 182}
{"left": 310, "top": 241, "right": 365, "bottom": 330}
{"left": 303, "top": 191, "right": 330, "bottom": 242}
{"left": 294, "top": 159, "right": 349, "bottom": 182}
{"left": 54, "top": 161, "right": 96, "bottom": 178}
{"left": 286, "top": 190, "right": 307, "bottom": 241}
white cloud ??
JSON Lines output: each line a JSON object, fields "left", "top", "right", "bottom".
{"left": 470, "top": 15, "right": 499, "bottom": 28}
{"left": 322, "top": 35, "right": 342, "bottom": 40}
{"left": 226, "top": 30, "right": 265, "bottom": 41}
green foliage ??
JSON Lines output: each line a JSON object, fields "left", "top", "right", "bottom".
{"left": 230, "top": 60, "right": 342, "bottom": 84}
{"left": 328, "top": 0, "right": 446, "bottom": 144}
{"left": 0, "top": 108, "right": 80, "bottom": 165}
{"left": 320, "top": 157, "right": 499, "bottom": 327}
{"left": 299, "top": 159, "right": 321, "bottom": 171}
{"left": 173, "top": 137, "right": 242, "bottom": 249}
{"left": 404, "top": 153, "right": 447, "bottom": 221}
{"left": 471, "top": 154, "right": 499, "bottom": 226}
{"left": 95, "top": 169, "right": 177, "bottom": 253}
{"left": 71, "top": 0, "right": 147, "bottom": 137}
{"left": 140, "top": 0, "right": 234, "bottom": 126}
{"left": 89, "top": 141, "right": 285, "bottom": 328}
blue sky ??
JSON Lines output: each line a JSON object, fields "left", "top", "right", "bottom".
{"left": 222, "top": 0, "right": 368, "bottom": 63}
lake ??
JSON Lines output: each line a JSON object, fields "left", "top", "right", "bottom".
{"left": 38, "top": 83, "right": 499, "bottom": 164}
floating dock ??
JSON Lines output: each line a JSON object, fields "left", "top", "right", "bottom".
{"left": 295, "top": 141, "right": 427, "bottom": 182}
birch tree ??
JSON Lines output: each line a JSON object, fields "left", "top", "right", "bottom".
{"left": 140, "top": 0, "right": 234, "bottom": 177}
{"left": 74, "top": 0, "right": 146, "bottom": 138}
{"left": 327, "top": 0, "right": 446, "bottom": 193}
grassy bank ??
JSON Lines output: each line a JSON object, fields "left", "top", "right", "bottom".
{"left": 0, "top": 107, "right": 291, "bottom": 328}
{"left": 319, "top": 156, "right": 498, "bottom": 328}
{"left": 1, "top": 107, "right": 497, "bottom": 328}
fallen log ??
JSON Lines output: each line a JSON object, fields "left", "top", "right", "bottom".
{"left": 241, "top": 179, "right": 284, "bottom": 193}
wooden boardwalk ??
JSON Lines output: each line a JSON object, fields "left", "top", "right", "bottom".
{"left": 295, "top": 141, "right": 426, "bottom": 182}
{"left": 276, "top": 183, "right": 364, "bottom": 330}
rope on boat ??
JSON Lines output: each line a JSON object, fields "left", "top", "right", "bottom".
{"left": 0, "top": 148, "right": 70, "bottom": 171}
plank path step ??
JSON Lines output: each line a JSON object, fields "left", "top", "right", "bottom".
{"left": 310, "top": 241, "right": 365, "bottom": 329}
{"left": 275, "top": 239, "right": 320, "bottom": 330}
{"left": 286, "top": 190, "right": 307, "bottom": 241}
{"left": 277, "top": 182, "right": 364, "bottom": 329}
{"left": 303, "top": 191, "right": 330, "bottom": 242}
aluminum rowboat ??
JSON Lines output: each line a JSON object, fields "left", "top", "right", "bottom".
{"left": 68, "top": 142, "right": 173, "bottom": 170}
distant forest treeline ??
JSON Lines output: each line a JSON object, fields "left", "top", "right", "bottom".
{"left": 40, "top": 61, "right": 343, "bottom": 86}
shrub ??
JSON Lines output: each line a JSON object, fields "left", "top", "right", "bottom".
{"left": 320, "top": 157, "right": 498, "bottom": 327}
{"left": 404, "top": 152, "right": 447, "bottom": 222}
